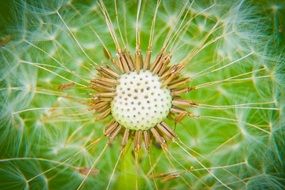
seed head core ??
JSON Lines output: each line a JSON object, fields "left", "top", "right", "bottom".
{"left": 111, "top": 70, "right": 172, "bottom": 130}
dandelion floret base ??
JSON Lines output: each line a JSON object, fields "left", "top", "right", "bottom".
{"left": 111, "top": 70, "right": 172, "bottom": 130}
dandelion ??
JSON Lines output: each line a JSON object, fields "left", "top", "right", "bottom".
{"left": 0, "top": 0, "right": 284, "bottom": 190}
{"left": 91, "top": 47, "right": 196, "bottom": 150}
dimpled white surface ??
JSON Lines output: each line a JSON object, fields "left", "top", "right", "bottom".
{"left": 111, "top": 70, "right": 172, "bottom": 130}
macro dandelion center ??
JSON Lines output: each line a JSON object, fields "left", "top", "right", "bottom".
{"left": 0, "top": 0, "right": 285, "bottom": 190}
{"left": 91, "top": 48, "right": 196, "bottom": 149}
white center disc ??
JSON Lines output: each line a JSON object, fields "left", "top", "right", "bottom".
{"left": 111, "top": 70, "right": 172, "bottom": 130}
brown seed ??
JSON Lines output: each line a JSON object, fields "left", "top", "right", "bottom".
{"left": 121, "top": 128, "right": 130, "bottom": 147}
{"left": 157, "top": 55, "right": 171, "bottom": 75}
{"left": 99, "top": 67, "right": 119, "bottom": 79}
{"left": 109, "top": 125, "right": 122, "bottom": 143}
{"left": 157, "top": 62, "right": 168, "bottom": 76}
{"left": 157, "top": 122, "right": 176, "bottom": 140}
{"left": 114, "top": 58, "right": 124, "bottom": 72}
{"left": 91, "top": 96, "right": 100, "bottom": 103}
{"left": 173, "top": 63, "right": 184, "bottom": 73}
{"left": 162, "top": 72, "right": 176, "bottom": 87}
{"left": 150, "top": 52, "right": 164, "bottom": 72}
{"left": 171, "top": 87, "right": 192, "bottom": 96}
{"left": 152, "top": 62, "right": 163, "bottom": 75}
{"left": 134, "top": 130, "right": 142, "bottom": 152}
{"left": 98, "top": 70, "right": 114, "bottom": 79}
{"left": 159, "top": 55, "right": 172, "bottom": 73}
{"left": 118, "top": 53, "right": 130, "bottom": 73}
{"left": 160, "top": 122, "right": 176, "bottom": 138}
{"left": 97, "top": 97, "right": 113, "bottom": 102}
{"left": 96, "top": 104, "right": 110, "bottom": 112}
{"left": 150, "top": 128, "right": 165, "bottom": 145}
{"left": 152, "top": 54, "right": 166, "bottom": 74}
{"left": 91, "top": 79, "right": 114, "bottom": 87}
{"left": 104, "top": 121, "right": 119, "bottom": 136}
{"left": 90, "top": 98, "right": 104, "bottom": 105}
{"left": 96, "top": 108, "right": 111, "bottom": 120}
{"left": 160, "top": 69, "right": 172, "bottom": 81}
{"left": 135, "top": 49, "right": 143, "bottom": 72}
{"left": 162, "top": 64, "right": 183, "bottom": 81}
{"left": 157, "top": 124, "right": 172, "bottom": 140}
{"left": 98, "top": 77, "right": 118, "bottom": 85}
{"left": 143, "top": 131, "right": 150, "bottom": 151}
{"left": 175, "top": 112, "right": 187, "bottom": 122}
{"left": 158, "top": 64, "right": 171, "bottom": 77}
{"left": 92, "top": 101, "right": 109, "bottom": 110}
{"left": 144, "top": 49, "right": 151, "bottom": 70}
{"left": 153, "top": 55, "right": 168, "bottom": 75}
{"left": 169, "top": 76, "right": 189, "bottom": 85}
{"left": 172, "top": 99, "right": 196, "bottom": 107}
{"left": 168, "top": 78, "right": 190, "bottom": 89}
{"left": 162, "top": 64, "right": 184, "bottom": 86}
{"left": 124, "top": 52, "right": 135, "bottom": 71}
{"left": 91, "top": 83, "right": 115, "bottom": 92}
{"left": 95, "top": 92, "right": 115, "bottom": 98}
{"left": 170, "top": 107, "right": 187, "bottom": 115}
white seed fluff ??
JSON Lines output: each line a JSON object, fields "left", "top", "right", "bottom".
{"left": 111, "top": 70, "right": 172, "bottom": 130}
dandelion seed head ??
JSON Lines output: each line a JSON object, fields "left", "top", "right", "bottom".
{"left": 0, "top": 0, "right": 283, "bottom": 189}
{"left": 111, "top": 70, "right": 172, "bottom": 130}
